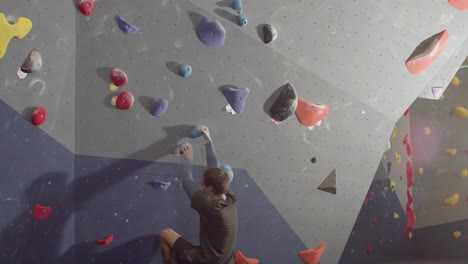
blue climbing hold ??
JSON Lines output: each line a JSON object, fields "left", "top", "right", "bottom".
{"left": 237, "top": 15, "right": 248, "bottom": 27}
{"left": 221, "top": 85, "right": 250, "bottom": 114}
{"left": 150, "top": 99, "right": 169, "bottom": 117}
{"left": 178, "top": 142, "right": 191, "bottom": 154}
{"left": 232, "top": 0, "right": 243, "bottom": 14}
{"left": 179, "top": 64, "right": 192, "bottom": 78}
{"left": 147, "top": 180, "right": 171, "bottom": 191}
{"left": 221, "top": 164, "right": 234, "bottom": 183}
{"left": 190, "top": 126, "right": 203, "bottom": 139}
{"left": 115, "top": 15, "right": 140, "bottom": 34}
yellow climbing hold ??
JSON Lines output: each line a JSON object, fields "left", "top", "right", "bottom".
{"left": 392, "top": 127, "right": 397, "bottom": 138}
{"left": 454, "top": 106, "right": 468, "bottom": 119}
{"left": 111, "top": 96, "right": 117, "bottom": 105}
{"left": 418, "top": 168, "right": 424, "bottom": 175}
{"left": 424, "top": 127, "right": 430, "bottom": 136}
{"left": 453, "top": 231, "right": 462, "bottom": 239}
{"left": 445, "top": 148, "right": 457, "bottom": 156}
{"left": 393, "top": 212, "right": 400, "bottom": 219}
{"left": 0, "top": 13, "right": 32, "bottom": 59}
{"left": 408, "top": 232, "right": 413, "bottom": 239}
{"left": 443, "top": 193, "right": 459, "bottom": 208}
{"left": 109, "top": 83, "right": 119, "bottom": 92}
{"left": 395, "top": 152, "right": 401, "bottom": 164}
{"left": 451, "top": 76, "right": 460, "bottom": 86}
{"left": 383, "top": 155, "right": 387, "bottom": 160}
{"left": 390, "top": 181, "right": 396, "bottom": 192}
{"left": 459, "top": 169, "right": 468, "bottom": 178}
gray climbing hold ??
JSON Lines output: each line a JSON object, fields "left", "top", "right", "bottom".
{"left": 221, "top": 164, "right": 234, "bottom": 183}
{"left": 150, "top": 99, "right": 169, "bottom": 117}
{"left": 116, "top": 15, "right": 140, "bottom": 34}
{"left": 262, "top": 24, "right": 277, "bottom": 44}
{"left": 21, "top": 49, "right": 42, "bottom": 73}
{"left": 317, "top": 169, "right": 336, "bottom": 194}
{"left": 267, "top": 83, "right": 298, "bottom": 122}
{"left": 232, "top": 0, "right": 243, "bottom": 15}
{"left": 237, "top": 15, "right": 248, "bottom": 27}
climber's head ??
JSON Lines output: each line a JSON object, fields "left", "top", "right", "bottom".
{"left": 202, "top": 167, "right": 229, "bottom": 195}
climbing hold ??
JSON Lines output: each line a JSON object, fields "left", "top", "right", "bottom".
{"left": 20, "top": 49, "right": 42, "bottom": 73}
{"left": 111, "top": 96, "right": 117, "bottom": 105}
{"left": 262, "top": 24, "right": 278, "bottom": 44}
{"left": 392, "top": 127, "right": 397, "bottom": 138}
{"left": 432, "top": 87, "right": 444, "bottom": 98}
{"left": 403, "top": 108, "right": 410, "bottom": 116}
{"left": 406, "top": 143, "right": 412, "bottom": 156}
{"left": 298, "top": 243, "right": 326, "bottom": 264}
{"left": 395, "top": 152, "right": 401, "bottom": 164}
{"left": 221, "top": 164, "right": 234, "bottom": 183}
{"left": 116, "top": 92, "right": 134, "bottom": 110}
{"left": 351, "top": 249, "right": 355, "bottom": 254}
{"left": 225, "top": 104, "right": 237, "bottom": 115}
{"left": 237, "top": 15, "right": 248, "bottom": 27}
{"left": 459, "top": 169, "right": 468, "bottom": 178}
{"left": 405, "top": 30, "right": 449, "bottom": 74}
{"left": 406, "top": 161, "right": 414, "bottom": 188}
{"left": 147, "top": 180, "right": 171, "bottom": 191}
{"left": 452, "top": 76, "right": 460, "bottom": 86}
{"left": 407, "top": 189, "right": 413, "bottom": 205}
{"left": 196, "top": 18, "right": 226, "bottom": 48}
{"left": 383, "top": 155, "right": 386, "bottom": 160}
{"left": 387, "top": 161, "right": 392, "bottom": 176}
{"left": 449, "top": 0, "right": 468, "bottom": 10}
{"left": 96, "top": 235, "right": 114, "bottom": 246}
{"left": 365, "top": 245, "right": 372, "bottom": 254}
{"left": 424, "top": 127, "right": 430, "bottom": 136}
{"left": 222, "top": 85, "right": 250, "bottom": 114}
{"left": 372, "top": 218, "right": 378, "bottom": 224}
{"left": 267, "top": 83, "right": 298, "bottom": 122}
{"left": 17, "top": 68, "right": 27, "bottom": 79}
{"left": 311, "top": 157, "right": 317, "bottom": 163}
{"left": 32, "top": 107, "right": 47, "bottom": 126}
{"left": 418, "top": 168, "right": 424, "bottom": 175}
{"left": 370, "top": 192, "right": 375, "bottom": 199}
{"left": 295, "top": 98, "right": 330, "bottom": 127}
{"left": 190, "top": 126, "right": 203, "bottom": 139}
{"left": 453, "top": 231, "right": 462, "bottom": 239}
{"left": 109, "top": 83, "right": 118, "bottom": 92}
{"left": 443, "top": 193, "right": 460, "bottom": 208}
{"left": 405, "top": 203, "right": 416, "bottom": 234}
{"left": 234, "top": 251, "right": 259, "bottom": 264}
{"left": 0, "top": 13, "right": 32, "bottom": 59}
{"left": 150, "top": 98, "right": 169, "bottom": 116}
{"left": 393, "top": 212, "right": 400, "bottom": 219}
{"left": 33, "top": 204, "right": 52, "bottom": 220}
{"left": 402, "top": 134, "right": 409, "bottom": 145}
{"left": 77, "top": 0, "right": 96, "bottom": 16}
{"left": 178, "top": 64, "right": 192, "bottom": 78}
{"left": 408, "top": 232, "right": 413, "bottom": 239}
{"left": 363, "top": 197, "right": 369, "bottom": 205}
{"left": 317, "top": 169, "right": 336, "bottom": 195}
{"left": 176, "top": 142, "right": 191, "bottom": 155}
{"left": 110, "top": 68, "right": 128, "bottom": 87}
{"left": 116, "top": 15, "right": 140, "bottom": 34}
{"left": 445, "top": 148, "right": 457, "bottom": 156}
{"left": 374, "top": 184, "right": 379, "bottom": 190}
{"left": 232, "top": 0, "right": 243, "bottom": 15}
{"left": 390, "top": 181, "right": 396, "bottom": 192}
{"left": 454, "top": 106, "right": 468, "bottom": 118}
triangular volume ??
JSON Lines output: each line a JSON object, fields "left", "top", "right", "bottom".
{"left": 317, "top": 169, "right": 336, "bottom": 194}
{"left": 299, "top": 243, "right": 327, "bottom": 264}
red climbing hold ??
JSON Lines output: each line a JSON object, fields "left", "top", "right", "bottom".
{"left": 370, "top": 192, "right": 375, "bottom": 199}
{"left": 77, "top": 0, "right": 96, "bottom": 16}
{"left": 364, "top": 197, "right": 369, "bottom": 205}
{"left": 407, "top": 189, "right": 413, "bottom": 205}
{"left": 298, "top": 243, "right": 326, "bottom": 264}
{"left": 96, "top": 235, "right": 114, "bottom": 246}
{"left": 405, "top": 30, "right": 449, "bottom": 75}
{"left": 33, "top": 204, "right": 52, "bottom": 220}
{"left": 404, "top": 108, "right": 410, "bottom": 116}
{"left": 116, "top": 92, "right": 134, "bottom": 110}
{"left": 372, "top": 218, "right": 378, "bottom": 224}
{"left": 405, "top": 203, "right": 416, "bottom": 234}
{"left": 406, "top": 161, "right": 414, "bottom": 188}
{"left": 374, "top": 184, "right": 379, "bottom": 190}
{"left": 234, "top": 251, "right": 259, "bottom": 264}
{"left": 403, "top": 134, "right": 409, "bottom": 145}
{"left": 365, "top": 245, "right": 372, "bottom": 253}
{"left": 295, "top": 98, "right": 329, "bottom": 127}
{"left": 406, "top": 143, "right": 412, "bottom": 156}
{"left": 110, "top": 68, "right": 128, "bottom": 87}
{"left": 32, "top": 107, "right": 47, "bottom": 126}
{"left": 449, "top": 0, "right": 468, "bottom": 10}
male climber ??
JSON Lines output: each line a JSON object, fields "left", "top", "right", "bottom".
{"left": 159, "top": 126, "right": 238, "bottom": 264}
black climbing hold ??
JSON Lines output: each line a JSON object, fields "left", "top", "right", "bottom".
{"left": 267, "top": 83, "right": 298, "bottom": 122}
{"left": 311, "top": 157, "right": 317, "bottom": 163}
{"left": 318, "top": 169, "right": 336, "bottom": 194}
{"left": 21, "top": 49, "right": 42, "bottom": 73}
{"left": 262, "top": 24, "right": 277, "bottom": 44}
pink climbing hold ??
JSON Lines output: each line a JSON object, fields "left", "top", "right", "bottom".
{"left": 405, "top": 203, "right": 416, "bottom": 234}
{"left": 403, "top": 108, "right": 410, "bottom": 116}
{"left": 449, "top": 0, "right": 468, "bottom": 10}
{"left": 77, "top": 0, "right": 96, "bottom": 16}
{"left": 402, "top": 134, "right": 409, "bottom": 145}
{"left": 405, "top": 30, "right": 449, "bottom": 75}
{"left": 406, "top": 161, "right": 414, "bottom": 188}
{"left": 96, "top": 235, "right": 114, "bottom": 246}
{"left": 32, "top": 107, "right": 47, "bottom": 126}
{"left": 110, "top": 68, "right": 128, "bottom": 87}
{"left": 33, "top": 204, "right": 52, "bottom": 220}
{"left": 406, "top": 143, "right": 412, "bottom": 156}
{"left": 116, "top": 92, "right": 134, "bottom": 110}
{"left": 407, "top": 189, "right": 413, "bottom": 205}
{"left": 295, "top": 98, "right": 330, "bottom": 127}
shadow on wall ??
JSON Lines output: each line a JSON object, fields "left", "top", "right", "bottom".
{"left": 0, "top": 125, "right": 191, "bottom": 264}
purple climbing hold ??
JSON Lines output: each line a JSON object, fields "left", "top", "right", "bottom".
{"left": 196, "top": 18, "right": 226, "bottom": 47}
{"left": 150, "top": 98, "right": 169, "bottom": 117}
{"left": 190, "top": 126, "right": 203, "bottom": 139}
{"left": 221, "top": 85, "right": 250, "bottom": 114}
{"left": 147, "top": 180, "right": 171, "bottom": 191}
{"left": 116, "top": 15, "right": 139, "bottom": 34}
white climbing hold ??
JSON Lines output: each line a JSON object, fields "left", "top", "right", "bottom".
{"left": 17, "top": 68, "right": 27, "bottom": 79}
{"left": 225, "top": 104, "right": 237, "bottom": 115}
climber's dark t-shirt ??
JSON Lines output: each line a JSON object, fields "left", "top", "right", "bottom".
{"left": 187, "top": 189, "right": 238, "bottom": 264}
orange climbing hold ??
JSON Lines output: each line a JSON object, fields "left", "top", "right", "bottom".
{"left": 294, "top": 98, "right": 329, "bottom": 127}
{"left": 299, "top": 243, "right": 326, "bottom": 264}
{"left": 235, "top": 251, "right": 260, "bottom": 264}
{"left": 449, "top": 0, "right": 468, "bottom": 10}
{"left": 405, "top": 30, "right": 449, "bottom": 75}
